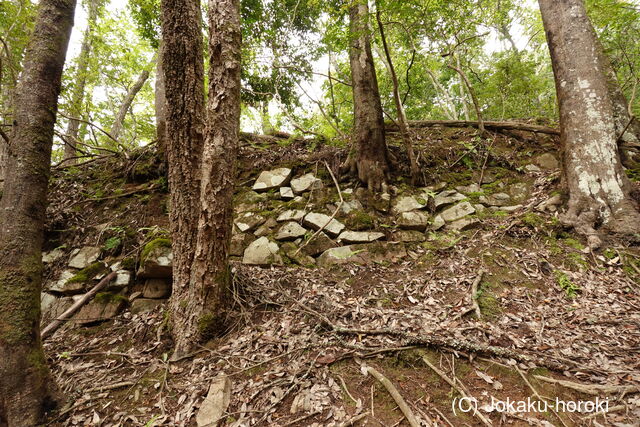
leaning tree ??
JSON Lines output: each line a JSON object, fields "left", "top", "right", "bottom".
{"left": 539, "top": 0, "right": 640, "bottom": 247}
{"left": 0, "top": 0, "right": 76, "bottom": 423}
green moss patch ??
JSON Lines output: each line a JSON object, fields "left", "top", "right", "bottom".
{"left": 141, "top": 238, "right": 172, "bottom": 262}
{"left": 66, "top": 262, "right": 108, "bottom": 285}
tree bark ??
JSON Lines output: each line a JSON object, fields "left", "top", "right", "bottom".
{"left": 160, "top": 0, "right": 205, "bottom": 357}
{"left": 63, "top": 0, "right": 101, "bottom": 163}
{"left": 180, "top": 0, "right": 241, "bottom": 351}
{"left": 375, "top": 6, "right": 419, "bottom": 185}
{"left": 110, "top": 68, "right": 151, "bottom": 142}
{"left": 155, "top": 42, "right": 168, "bottom": 160}
{"left": 539, "top": 0, "right": 640, "bottom": 246}
{"left": 0, "top": 0, "right": 76, "bottom": 424}
{"left": 347, "top": 0, "right": 390, "bottom": 191}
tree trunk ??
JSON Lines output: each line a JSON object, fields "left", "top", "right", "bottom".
{"left": 155, "top": 42, "right": 168, "bottom": 160}
{"left": 63, "top": 0, "right": 100, "bottom": 163}
{"left": 0, "top": 0, "right": 76, "bottom": 424}
{"left": 110, "top": 68, "right": 151, "bottom": 142}
{"left": 160, "top": 0, "right": 205, "bottom": 357}
{"left": 539, "top": 0, "right": 640, "bottom": 247}
{"left": 183, "top": 0, "right": 241, "bottom": 349}
{"left": 347, "top": 0, "right": 390, "bottom": 191}
{"left": 375, "top": 6, "right": 419, "bottom": 185}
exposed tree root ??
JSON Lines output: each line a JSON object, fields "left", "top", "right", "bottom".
{"left": 386, "top": 119, "right": 560, "bottom": 135}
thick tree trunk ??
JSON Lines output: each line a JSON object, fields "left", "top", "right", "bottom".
{"left": 375, "top": 6, "right": 419, "bottom": 185}
{"left": 160, "top": 0, "right": 205, "bottom": 357}
{"left": 110, "top": 68, "right": 150, "bottom": 142}
{"left": 183, "top": 0, "right": 241, "bottom": 347}
{"left": 0, "top": 0, "right": 76, "bottom": 424}
{"left": 155, "top": 43, "right": 168, "bottom": 159}
{"left": 539, "top": 0, "right": 640, "bottom": 246}
{"left": 63, "top": 0, "right": 100, "bottom": 163}
{"left": 348, "top": 0, "right": 390, "bottom": 191}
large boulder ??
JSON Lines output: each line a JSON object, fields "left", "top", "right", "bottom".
{"left": 242, "top": 237, "right": 282, "bottom": 265}
{"left": 138, "top": 238, "right": 173, "bottom": 279}
{"left": 290, "top": 173, "right": 323, "bottom": 194}
{"left": 338, "top": 230, "right": 385, "bottom": 244}
{"left": 275, "top": 222, "right": 308, "bottom": 241}
{"left": 68, "top": 246, "right": 101, "bottom": 269}
{"left": 440, "top": 202, "right": 476, "bottom": 222}
{"left": 303, "top": 213, "right": 345, "bottom": 237}
{"left": 252, "top": 168, "right": 292, "bottom": 191}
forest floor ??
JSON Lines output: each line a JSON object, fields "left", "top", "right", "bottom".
{"left": 42, "top": 124, "right": 640, "bottom": 426}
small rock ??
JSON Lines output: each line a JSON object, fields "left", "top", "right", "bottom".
{"left": 242, "top": 237, "right": 282, "bottom": 265}
{"left": 196, "top": 376, "right": 232, "bottom": 427}
{"left": 338, "top": 230, "right": 385, "bottom": 244}
{"left": 486, "top": 192, "right": 511, "bottom": 207}
{"left": 275, "top": 222, "right": 308, "bottom": 241}
{"left": 340, "top": 199, "right": 364, "bottom": 214}
{"left": 536, "top": 194, "right": 562, "bottom": 212}
{"left": 447, "top": 217, "right": 481, "bottom": 231}
{"left": 303, "top": 213, "right": 345, "bottom": 237}
{"left": 68, "top": 246, "right": 101, "bottom": 269}
{"left": 234, "top": 212, "right": 266, "bottom": 233}
{"left": 290, "top": 173, "right": 323, "bottom": 194}
{"left": 490, "top": 205, "right": 523, "bottom": 213}
{"left": 397, "top": 211, "right": 430, "bottom": 231}
{"left": 474, "top": 204, "right": 487, "bottom": 213}
{"left": 431, "top": 215, "right": 445, "bottom": 230}
{"left": 277, "top": 209, "right": 306, "bottom": 222}
{"left": 509, "top": 182, "right": 530, "bottom": 202}
{"left": 423, "top": 182, "right": 447, "bottom": 192}
{"left": 535, "top": 153, "right": 559, "bottom": 170}
{"left": 440, "top": 202, "right": 476, "bottom": 222}
{"left": 43, "top": 248, "right": 65, "bottom": 264}
{"left": 280, "top": 242, "right": 316, "bottom": 267}
{"left": 455, "top": 184, "right": 481, "bottom": 195}
{"left": 279, "top": 187, "right": 295, "bottom": 200}
{"left": 48, "top": 270, "right": 77, "bottom": 294}
{"left": 433, "top": 190, "right": 466, "bottom": 209}
{"left": 138, "top": 244, "right": 173, "bottom": 279}
{"left": 131, "top": 298, "right": 164, "bottom": 314}
{"left": 317, "top": 246, "right": 368, "bottom": 267}
{"left": 392, "top": 230, "right": 426, "bottom": 242}
{"left": 252, "top": 167, "right": 292, "bottom": 191}
{"left": 109, "top": 270, "right": 132, "bottom": 290}
{"left": 143, "top": 279, "right": 172, "bottom": 299}
{"left": 524, "top": 164, "right": 542, "bottom": 173}
{"left": 300, "top": 232, "right": 336, "bottom": 257}
{"left": 393, "top": 196, "right": 426, "bottom": 214}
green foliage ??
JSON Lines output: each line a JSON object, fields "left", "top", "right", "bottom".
{"left": 554, "top": 271, "right": 580, "bottom": 298}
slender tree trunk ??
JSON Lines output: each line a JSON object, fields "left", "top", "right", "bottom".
{"left": 63, "top": 0, "right": 100, "bottom": 163}
{"left": 110, "top": 68, "right": 151, "bottom": 142}
{"left": 448, "top": 58, "right": 485, "bottom": 135}
{"left": 155, "top": 42, "right": 168, "bottom": 160}
{"left": 160, "top": 0, "right": 205, "bottom": 357}
{"left": 375, "top": 6, "right": 419, "bottom": 185}
{"left": 260, "top": 100, "right": 272, "bottom": 134}
{"left": 184, "top": 0, "right": 241, "bottom": 348}
{"left": 539, "top": 0, "right": 640, "bottom": 247}
{"left": 0, "top": 0, "right": 76, "bottom": 424}
{"left": 347, "top": 0, "right": 390, "bottom": 191}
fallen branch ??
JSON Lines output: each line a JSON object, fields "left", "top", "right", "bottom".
{"left": 42, "top": 271, "right": 117, "bottom": 339}
{"left": 85, "top": 381, "right": 135, "bottom": 393}
{"left": 516, "top": 367, "right": 568, "bottom": 427}
{"left": 363, "top": 365, "right": 421, "bottom": 427}
{"left": 533, "top": 375, "right": 639, "bottom": 396}
{"left": 420, "top": 356, "right": 492, "bottom": 427}
{"left": 339, "top": 412, "right": 369, "bottom": 427}
{"left": 387, "top": 120, "right": 560, "bottom": 136}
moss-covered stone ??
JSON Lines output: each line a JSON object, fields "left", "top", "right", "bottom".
{"left": 344, "top": 210, "right": 376, "bottom": 231}
{"left": 141, "top": 238, "right": 172, "bottom": 263}
{"left": 66, "top": 262, "right": 107, "bottom": 285}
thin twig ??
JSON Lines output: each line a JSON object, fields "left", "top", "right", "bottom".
{"left": 516, "top": 367, "right": 568, "bottom": 427}
{"left": 363, "top": 365, "right": 421, "bottom": 427}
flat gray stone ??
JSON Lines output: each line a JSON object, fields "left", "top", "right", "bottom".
{"left": 108, "top": 270, "right": 132, "bottom": 290}
{"left": 340, "top": 199, "right": 364, "bottom": 214}
{"left": 252, "top": 167, "right": 292, "bottom": 191}
{"left": 393, "top": 196, "right": 426, "bottom": 214}
{"left": 535, "top": 153, "right": 559, "bottom": 170}
{"left": 234, "top": 212, "right": 266, "bottom": 233}
{"left": 338, "top": 230, "right": 385, "bottom": 244}
{"left": 433, "top": 190, "right": 466, "bottom": 209}
{"left": 422, "top": 182, "right": 447, "bottom": 192}
{"left": 131, "top": 298, "right": 164, "bottom": 314}
{"left": 490, "top": 205, "right": 523, "bottom": 213}
{"left": 485, "top": 192, "right": 511, "bottom": 207}
{"left": 290, "top": 173, "right": 323, "bottom": 194}
{"left": 303, "top": 213, "right": 345, "bottom": 237}
{"left": 392, "top": 230, "right": 426, "bottom": 242}
{"left": 68, "top": 246, "right": 101, "bottom": 269}
{"left": 397, "top": 211, "right": 430, "bottom": 231}
{"left": 275, "top": 222, "right": 308, "bottom": 241}
{"left": 300, "top": 232, "right": 336, "bottom": 257}
{"left": 48, "top": 270, "right": 77, "bottom": 294}
{"left": 317, "top": 246, "right": 368, "bottom": 267}
{"left": 279, "top": 187, "right": 295, "bottom": 200}
{"left": 440, "top": 202, "right": 476, "bottom": 222}
{"left": 431, "top": 215, "right": 445, "bottom": 230}
{"left": 455, "top": 184, "right": 481, "bottom": 195}
{"left": 138, "top": 246, "right": 173, "bottom": 279}
{"left": 277, "top": 209, "right": 306, "bottom": 222}
{"left": 43, "top": 248, "right": 65, "bottom": 264}
{"left": 75, "top": 299, "right": 126, "bottom": 325}
{"left": 196, "top": 376, "right": 232, "bottom": 427}
{"left": 525, "top": 164, "right": 542, "bottom": 173}
{"left": 242, "top": 237, "right": 282, "bottom": 265}
{"left": 447, "top": 217, "right": 481, "bottom": 231}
